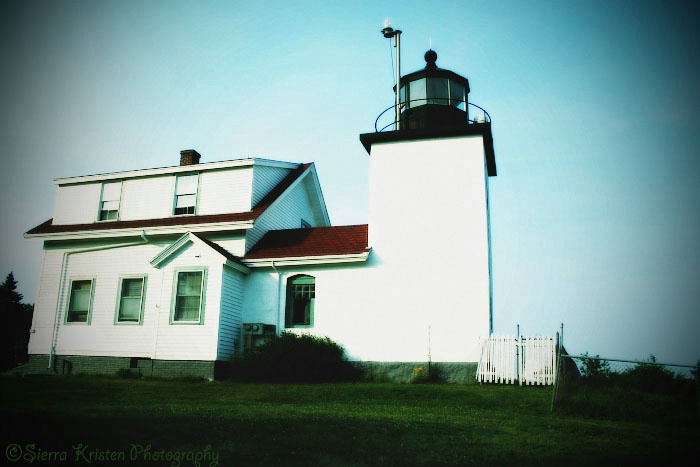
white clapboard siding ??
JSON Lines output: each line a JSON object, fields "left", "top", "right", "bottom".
{"left": 52, "top": 183, "right": 102, "bottom": 225}
{"left": 152, "top": 240, "right": 223, "bottom": 361}
{"left": 198, "top": 167, "right": 254, "bottom": 215}
{"left": 217, "top": 266, "right": 245, "bottom": 359}
{"left": 120, "top": 176, "right": 176, "bottom": 221}
{"left": 198, "top": 234, "right": 247, "bottom": 258}
{"left": 27, "top": 249, "right": 66, "bottom": 354}
{"left": 246, "top": 176, "right": 317, "bottom": 248}
{"left": 52, "top": 243, "right": 167, "bottom": 357}
{"left": 251, "top": 165, "right": 292, "bottom": 207}
{"left": 240, "top": 271, "right": 280, "bottom": 326}
{"left": 34, "top": 238, "right": 232, "bottom": 361}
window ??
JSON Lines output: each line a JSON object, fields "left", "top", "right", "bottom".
{"left": 116, "top": 277, "right": 146, "bottom": 323}
{"left": 172, "top": 269, "right": 206, "bottom": 323}
{"left": 66, "top": 279, "right": 94, "bottom": 323}
{"left": 99, "top": 181, "right": 122, "bottom": 221}
{"left": 449, "top": 80, "right": 466, "bottom": 109}
{"left": 426, "top": 78, "right": 449, "bottom": 105}
{"left": 286, "top": 275, "right": 315, "bottom": 328}
{"left": 174, "top": 174, "right": 198, "bottom": 215}
{"left": 409, "top": 78, "right": 426, "bottom": 107}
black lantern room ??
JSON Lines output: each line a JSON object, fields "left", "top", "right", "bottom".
{"left": 399, "top": 50, "right": 472, "bottom": 130}
{"left": 360, "top": 48, "right": 496, "bottom": 176}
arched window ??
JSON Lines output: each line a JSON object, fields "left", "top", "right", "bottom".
{"left": 286, "top": 275, "right": 315, "bottom": 328}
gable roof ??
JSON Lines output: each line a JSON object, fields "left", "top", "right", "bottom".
{"left": 147, "top": 225, "right": 370, "bottom": 271}
{"left": 25, "top": 163, "right": 312, "bottom": 239}
{"left": 149, "top": 232, "right": 249, "bottom": 274}
{"left": 243, "top": 224, "right": 370, "bottom": 266}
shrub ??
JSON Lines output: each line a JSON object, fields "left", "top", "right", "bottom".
{"left": 410, "top": 364, "right": 444, "bottom": 384}
{"left": 612, "top": 355, "right": 695, "bottom": 397}
{"left": 230, "top": 332, "right": 362, "bottom": 383}
{"left": 579, "top": 352, "right": 611, "bottom": 383}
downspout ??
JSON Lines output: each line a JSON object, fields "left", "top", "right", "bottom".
{"left": 271, "top": 261, "right": 283, "bottom": 335}
{"left": 48, "top": 231, "right": 149, "bottom": 369}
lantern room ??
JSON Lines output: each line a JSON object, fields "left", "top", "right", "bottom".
{"left": 399, "top": 49, "right": 473, "bottom": 130}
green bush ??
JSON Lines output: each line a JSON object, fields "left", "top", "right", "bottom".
{"left": 230, "top": 332, "right": 362, "bottom": 383}
{"left": 612, "top": 356, "right": 695, "bottom": 397}
{"left": 410, "top": 364, "right": 444, "bottom": 384}
{"left": 579, "top": 352, "right": 611, "bottom": 381}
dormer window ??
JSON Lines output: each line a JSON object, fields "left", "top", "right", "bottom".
{"left": 98, "top": 181, "right": 122, "bottom": 221}
{"left": 174, "top": 174, "right": 198, "bottom": 215}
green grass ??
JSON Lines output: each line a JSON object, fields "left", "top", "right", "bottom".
{"left": 1, "top": 376, "right": 698, "bottom": 467}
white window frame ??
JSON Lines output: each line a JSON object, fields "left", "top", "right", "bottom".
{"left": 65, "top": 278, "right": 95, "bottom": 324}
{"left": 173, "top": 174, "right": 199, "bottom": 216}
{"left": 115, "top": 275, "right": 147, "bottom": 325}
{"left": 170, "top": 267, "right": 207, "bottom": 324}
{"left": 98, "top": 181, "right": 122, "bottom": 221}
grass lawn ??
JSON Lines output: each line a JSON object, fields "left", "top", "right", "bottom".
{"left": 1, "top": 376, "right": 697, "bottom": 466}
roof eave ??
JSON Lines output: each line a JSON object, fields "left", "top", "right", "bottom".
{"left": 243, "top": 250, "right": 371, "bottom": 268}
{"left": 24, "top": 220, "right": 255, "bottom": 241}
{"left": 359, "top": 123, "right": 497, "bottom": 176}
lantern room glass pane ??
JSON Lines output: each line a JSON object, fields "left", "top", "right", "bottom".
{"left": 449, "top": 80, "right": 466, "bottom": 108}
{"left": 427, "top": 78, "right": 449, "bottom": 104}
{"left": 409, "top": 78, "right": 426, "bottom": 107}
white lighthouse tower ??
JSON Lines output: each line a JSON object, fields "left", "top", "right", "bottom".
{"left": 359, "top": 47, "right": 497, "bottom": 363}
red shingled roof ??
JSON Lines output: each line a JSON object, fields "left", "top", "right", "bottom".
{"left": 244, "top": 225, "right": 369, "bottom": 259}
{"left": 25, "top": 163, "right": 312, "bottom": 236}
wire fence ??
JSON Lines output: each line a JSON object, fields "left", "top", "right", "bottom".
{"left": 551, "top": 353, "right": 699, "bottom": 426}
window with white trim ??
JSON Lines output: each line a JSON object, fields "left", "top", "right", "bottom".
{"left": 173, "top": 174, "right": 198, "bottom": 215}
{"left": 99, "top": 181, "right": 122, "bottom": 221}
{"left": 172, "top": 269, "right": 206, "bottom": 323}
{"left": 285, "top": 275, "right": 315, "bottom": 328}
{"left": 116, "top": 276, "right": 146, "bottom": 323}
{"left": 66, "top": 279, "right": 94, "bottom": 323}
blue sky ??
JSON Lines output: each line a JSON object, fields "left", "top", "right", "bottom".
{"left": 1, "top": 0, "right": 698, "bottom": 364}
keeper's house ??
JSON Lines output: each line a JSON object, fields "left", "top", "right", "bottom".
{"left": 23, "top": 50, "right": 497, "bottom": 381}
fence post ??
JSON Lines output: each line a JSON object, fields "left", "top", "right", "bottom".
{"left": 550, "top": 331, "right": 561, "bottom": 412}
{"left": 518, "top": 335, "right": 523, "bottom": 386}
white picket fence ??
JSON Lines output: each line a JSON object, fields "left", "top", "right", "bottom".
{"left": 476, "top": 334, "right": 558, "bottom": 385}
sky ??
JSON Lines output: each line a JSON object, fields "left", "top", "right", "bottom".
{"left": 1, "top": 0, "right": 698, "bottom": 365}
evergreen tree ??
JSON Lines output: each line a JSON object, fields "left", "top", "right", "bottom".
{"left": 0, "top": 271, "right": 22, "bottom": 304}
{"left": 0, "top": 272, "right": 32, "bottom": 371}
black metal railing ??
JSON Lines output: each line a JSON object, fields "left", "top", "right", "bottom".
{"left": 374, "top": 99, "right": 491, "bottom": 132}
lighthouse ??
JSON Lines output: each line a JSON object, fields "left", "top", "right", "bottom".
{"left": 359, "top": 45, "right": 497, "bottom": 363}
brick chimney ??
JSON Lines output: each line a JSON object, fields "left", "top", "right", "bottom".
{"left": 180, "top": 149, "right": 201, "bottom": 166}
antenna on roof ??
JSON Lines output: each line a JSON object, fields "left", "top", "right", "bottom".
{"left": 381, "top": 19, "right": 402, "bottom": 130}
